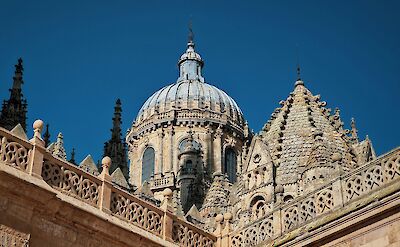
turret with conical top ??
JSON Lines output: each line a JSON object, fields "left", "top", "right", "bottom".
{"left": 0, "top": 58, "right": 28, "bottom": 131}
{"left": 103, "top": 99, "right": 129, "bottom": 179}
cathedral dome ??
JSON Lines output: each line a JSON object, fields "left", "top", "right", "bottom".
{"left": 136, "top": 80, "right": 243, "bottom": 124}
{"left": 132, "top": 37, "right": 245, "bottom": 137}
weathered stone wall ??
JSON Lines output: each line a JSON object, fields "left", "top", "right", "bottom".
{"left": 323, "top": 210, "right": 400, "bottom": 247}
{"left": 0, "top": 168, "right": 165, "bottom": 247}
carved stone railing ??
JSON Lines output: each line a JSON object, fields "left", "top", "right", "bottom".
{"left": 228, "top": 147, "right": 400, "bottom": 247}
{"left": 0, "top": 121, "right": 217, "bottom": 247}
{"left": 342, "top": 148, "right": 400, "bottom": 203}
{"left": 42, "top": 153, "right": 101, "bottom": 207}
{"left": 150, "top": 173, "right": 175, "bottom": 190}
{"left": 171, "top": 215, "right": 216, "bottom": 247}
{"left": 110, "top": 188, "right": 164, "bottom": 235}
{"left": 0, "top": 129, "right": 33, "bottom": 172}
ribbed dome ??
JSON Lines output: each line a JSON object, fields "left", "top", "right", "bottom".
{"left": 136, "top": 80, "right": 244, "bottom": 125}
{"left": 134, "top": 37, "right": 245, "bottom": 131}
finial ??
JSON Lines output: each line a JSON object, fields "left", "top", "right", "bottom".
{"left": 101, "top": 156, "right": 112, "bottom": 175}
{"left": 297, "top": 64, "right": 301, "bottom": 81}
{"left": 188, "top": 18, "right": 194, "bottom": 44}
{"left": 15, "top": 58, "right": 23, "bottom": 73}
{"left": 296, "top": 44, "right": 301, "bottom": 81}
{"left": 69, "top": 148, "right": 76, "bottom": 164}
{"left": 43, "top": 123, "right": 51, "bottom": 147}
{"left": 32, "top": 119, "right": 43, "bottom": 138}
{"left": 350, "top": 117, "right": 359, "bottom": 143}
{"left": 30, "top": 119, "right": 44, "bottom": 146}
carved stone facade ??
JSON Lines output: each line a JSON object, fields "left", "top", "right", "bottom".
{"left": 126, "top": 37, "right": 251, "bottom": 213}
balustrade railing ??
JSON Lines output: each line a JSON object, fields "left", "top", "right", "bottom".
{"left": 42, "top": 153, "right": 101, "bottom": 207}
{"left": 171, "top": 215, "right": 216, "bottom": 247}
{"left": 0, "top": 122, "right": 216, "bottom": 247}
{"left": 0, "top": 129, "right": 33, "bottom": 172}
{"left": 229, "top": 147, "right": 400, "bottom": 247}
{"left": 110, "top": 187, "right": 164, "bottom": 235}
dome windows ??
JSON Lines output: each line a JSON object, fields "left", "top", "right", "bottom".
{"left": 224, "top": 148, "right": 237, "bottom": 183}
{"left": 142, "top": 147, "right": 155, "bottom": 184}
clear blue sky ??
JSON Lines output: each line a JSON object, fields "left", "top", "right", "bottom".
{"left": 0, "top": 1, "right": 399, "bottom": 164}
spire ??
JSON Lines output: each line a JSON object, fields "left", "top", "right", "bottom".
{"left": 51, "top": 132, "right": 67, "bottom": 160}
{"left": 111, "top": 99, "right": 122, "bottom": 141}
{"left": 103, "top": 99, "right": 129, "bottom": 179}
{"left": 188, "top": 19, "right": 194, "bottom": 44}
{"left": 297, "top": 64, "right": 301, "bottom": 81}
{"left": 0, "top": 58, "right": 28, "bottom": 131}
{"left": 177, "top": 22, "right": 204, "bottom": 83}
{"left": 294, "top": 63, "right": 304, "bottom": 87}
{"left": 350, "top": 118, "right": 359, "bottom": 143}
{"left": 69, "top": 148, "right": 76, "bottom": 164}
{"left": 43, "top": 124, "right": 51, "bottom": 147}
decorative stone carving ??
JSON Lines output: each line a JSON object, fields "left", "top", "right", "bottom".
{"left": 42, "top": 159, "right": 99, "bottom": 206}
{"left": 0, "top": 136, "right": 31, "bottom": 171}
{"left": 110, "top": 192, "right": 163, "bottom": 235}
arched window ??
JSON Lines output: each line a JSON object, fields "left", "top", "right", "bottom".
{"left": 179, "top": 138, "right": 201, "bottom": 152}
{"left": 142, "top": 147, "right": 155, "bottom": 184}
{"left": 224, "top": 148, "right": 237, "bottom": 183}
{"left": 182, "top": 160, "right": 194, "bottom": 175}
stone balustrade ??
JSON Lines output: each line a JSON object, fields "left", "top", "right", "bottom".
{"left": 0, "top": 128, "right": 33, "bottom": 172}
{"left": 229, "top": 147, "right": 400, "bottom": 247}
{"left": 0, "top": 121, "right": 216, "bottom": 247}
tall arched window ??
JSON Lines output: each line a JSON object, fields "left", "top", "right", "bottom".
{"left": 142, "top": 147, "right": 155, "bottom": 184}
{"left": 224, "top": 148, "right": 237, "bottom": 183}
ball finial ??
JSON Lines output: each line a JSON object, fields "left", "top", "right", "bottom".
{"left": 33, "top": 119, "right": 44, "bottom": 132}
{"left": 102, "top": 156, "right": 111, "bottom": 168}
{"left": 163, "top": 188, "right": 173, "bottom": 197}
{"left": 223, "top": 212, "right": 233, "bottom": 221}
{"left": 215, "top": 214, "right": 224, "bottom": 223}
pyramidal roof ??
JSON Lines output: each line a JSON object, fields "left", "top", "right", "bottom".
{"left": 79, "top": 155, "right": 99, "bottom": 176}
{"left": 259, "top": 79, "right": 357, "bottom": 185}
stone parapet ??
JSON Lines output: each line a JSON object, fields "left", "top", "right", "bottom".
{"left": 0, "top": 123, "right": 216, "bottom": 247}
{"left": 229, "top": 147, "right": 400, "bottom": 246}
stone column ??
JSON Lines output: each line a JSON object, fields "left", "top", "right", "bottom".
{"left": 173, "top": 132, "right": 179, "bottom": 175}
{"left": 156, "top": 129, "right": 164, "bottom": 174}
{"left": 28, "top": 120, "right": 45, "bottom": 177}
{"left": 98, "top": 156, "right": 112, "bottom": 213}
{"left": 205, "top": 126, "right": 213, "bottom": 173}
{"left": 213, "top": 126, "right": 223, "bottom": 173}
{"left": 164, "top": 127, "right": 174, "bottom": 173}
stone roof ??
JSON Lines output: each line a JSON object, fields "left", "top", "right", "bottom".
{"left": 259, "top": 80, "right": 357, "bottom": 185}
{"left": 79, "top": 155, "right": 99, "bottom": 176}
{"left": 200, "top": 172, "right": 231, "bottom": 218}
{"left": 111, "top": 167, "right": 130, "bottom": 189}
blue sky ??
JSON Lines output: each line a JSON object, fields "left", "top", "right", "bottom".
{"left": 0, "top": 1, "right": 399, "bottom": 163}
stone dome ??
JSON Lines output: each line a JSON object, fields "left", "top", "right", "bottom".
{"left": 132, "top": 38, "right": 245, "bottom": 136}
{"left": 136, "top": 80, "right": 244, "bottom": 124}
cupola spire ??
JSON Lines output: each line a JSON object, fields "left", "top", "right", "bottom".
{"left": 177, "top": 22, "right": 205, "bottom": 83}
